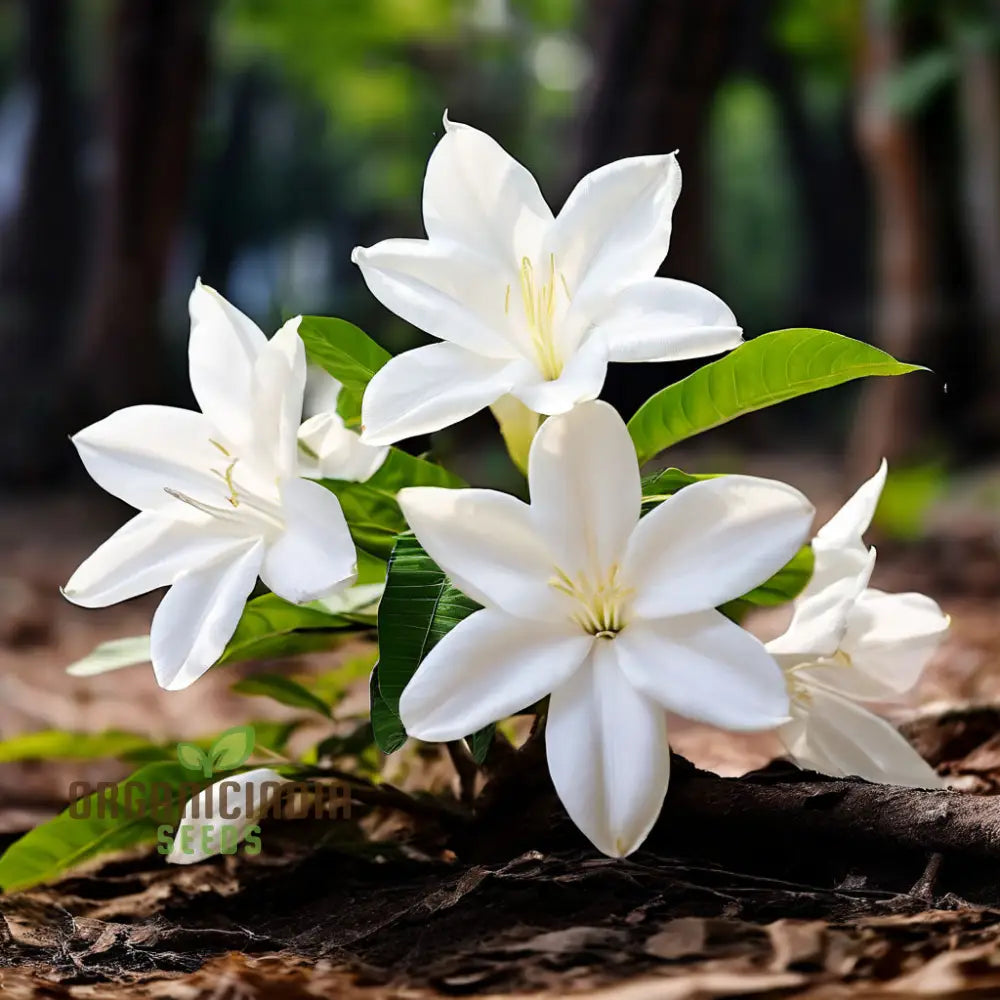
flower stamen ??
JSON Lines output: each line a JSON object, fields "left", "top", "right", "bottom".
{"left": 550, "top": 563, "right": 633, "bottom": 637}
{"left": 516, "top": 254, "right": 570, "bottom": 382}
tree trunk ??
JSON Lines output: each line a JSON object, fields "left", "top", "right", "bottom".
{"left": 580, "top": 0, "right": 742, "bottom": 417}
{"left": 849, "top": 2, "right": 934, "bottom": 480}
{"left": 72, "top": 0, "right": 209, "bottom": 419}
{"left": 0, "top": 0, "right": 82, "bottom": 483}
{"left": 956, "top": 30, "right": 1000, "bottom": 442}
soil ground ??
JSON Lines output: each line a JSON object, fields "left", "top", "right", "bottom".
{"left": 5, "top": 462, "right": 1000, "bottom": 998}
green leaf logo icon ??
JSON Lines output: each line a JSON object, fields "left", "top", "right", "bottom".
{"left": 176, "top": 725, "right": 255, "bottom": 778}
{"left": 211, "top": 725, "right": 255, "bottom": 772}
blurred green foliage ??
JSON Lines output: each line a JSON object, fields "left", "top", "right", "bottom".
{"left": 709, "top": 78, "right": 801, "bottom": 336}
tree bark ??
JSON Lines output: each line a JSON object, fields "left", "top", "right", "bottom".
{"left": 849, "top": 2, "right": 934, "bottom": 480}
{"left": 956, "top": 28, "right": 1000, "bottom": 439}
{"left": 0, "top": 0, "right": 82, "bottom": 483}
{"left": 580, "top": 0, "right": 742, "bottom": 417}
{"left": 72, "top": 0, "right": 209, "bottom": 419}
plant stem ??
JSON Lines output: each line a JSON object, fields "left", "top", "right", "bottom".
{"left": 446, "top": 741, "right": 478, "bottom": 806}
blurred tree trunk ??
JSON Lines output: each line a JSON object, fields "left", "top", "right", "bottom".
{"left": 72, "top": 0, "right": 209, "bottom": 419}
{"left": 199, "top": 70, "right": 261, "bottom": 292}
{"left": 580, "top": 0, "right": 741, "bottom": 416}
{"left": 581, "top": 0, "right": 739, "bottom": 284}
{"left": 849, "top": 1, "right": 933, "bottom": 480}
{"left": 0, "top": 0, "right": 82, "bottom": 483}
{"left": 956, "top": 29, "right": 1000, "bottom": 440}
{"left": 747, "top": 5, "right": 870, "bottom": 338}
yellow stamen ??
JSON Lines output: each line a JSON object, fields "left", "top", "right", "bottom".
{"left": 210, "top": 459, "right": 240, "bottom": 507}
{"left": 549, "top": 564, "right": 634, "bottom": 636}
{"left": 515, "top": 254, "right": 570, "bottom": 381}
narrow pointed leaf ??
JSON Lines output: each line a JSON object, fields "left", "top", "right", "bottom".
{"left": 231, "top": 674, "right": 332, "bottom": 717}
{"left": 0, "top": 762, "right": 203, "bottom": 892}
{"left": 628, "top": 329, "right": 926, "bottom": 465}
{"left": 0, "top": 729, "right": 156, "bottom": 763}
{"left": 216, "top": 593, "right": 362, "bottom": 666}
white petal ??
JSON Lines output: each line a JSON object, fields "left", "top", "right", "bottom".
{"left": 527, "top": 400, "right": 641, "bottom": 576}
{"left": 625, "top": 475, "right": 814, "bottom": 618}
{"left": 352, "top": 238, "right": 519, "bottom": 358}
{"left": 594, "top": 278, "right": 742, "bottom": 362}
{"left": 422, "top": 114, "right": 553, "bottom": 261}
{"left": 781, "top": 686, "right": 943, "bottom": 788}
{"left": 512, "top": 332, "right": 609, "bottom": 415}
{"left": 188, "top": 279, "right": 267, "bottom": 446}
{"left": 767, "top": 547, "right": 876, "bottom": 662}
{"left": 546, "top": 153, "right": 681, "bottom": 300}
{"left": 615, "top": 611, "right": 789, "bottom": 730}
{"left": 815, "top": 460, "right": 887, "bottom": 551}
{"left": 809, "top": 589, "right": 948, "bottom": 699}
{"left": 546, "top": 640, "right": 670, "bottom": 857}
{"left": 168, "top": 768, "right": 289, "bottom": 864}
{"left": 249, "top": 316, "right": 307, "bottom": 479}
{"left": 63, "top": 511, "right": 247, "bottom": 608}
{"left": 297, "top": 413, "right": 388, "bottom": 482}
{"left": 804, "top": 541, "right": 876, "bottom": 597}
{"left": 397, "top": 486, "right": 559, "bottom": 620}
{"left": 359, "top": 342, "right": 517, "bottom": 445}
{"left": 261, "top": 478, "right": 357, "bottom": 604}
{"left": 73, "top": 405, "right": 230, "bottom": 512}
{"left": 302, "top": 365, "right": 343, "bottom": 419}
{"left": 151, "top": 540, "right": 265, "bottom": 691}
{"left": 398, "top": 608, "right": 592, "bottom": 742}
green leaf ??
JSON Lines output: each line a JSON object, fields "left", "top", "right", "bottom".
{"left": 468, "top": 726, "right": 495, "bottom": 766}
{"left": 719, "top": 545, "right": 815, "bottom": 622}
{"left": 309, "top": 651, "right": 379, "bottom": 706}
{"left": 0, "top": 729, "right": 157, "bottom": 763}
{"left": 336, "top": 382, "right": 365, "bottom": 429}
{"left": 217, "top": 593, "right": 361, "bottom": 666}
{"left": 640, "top": 468, "right": 718, "bottom": 515}
{"left": 320, "top": 448, "right": 464, "bottom": 559}
{"left": 176, "top": 742, "right": 209, "bottom": 774}
{"left": 230, "top": 674, "right": 332, "bottom": 717}
{"left": 0, "top": 762, "right": 200, "bottom": 892}
{"left": 376, "top": 534, "right": 480, "bottom": 719}
{"left": 297, "top": 315, "right": 391, "bottom": 425}
{"left": 627, "top": 329, "right": 925, "bottom": 465}
{"left": 210, "top": 725, "right": 256, "bottom": 771}
{"left": 246, "top": 719, "right": 302, "bottom": 754}
{"left": 66, "top": 635, "right": 151, "bottom": 677}
{"left": 370, "top": 666, "right": 407, "bottom": 754}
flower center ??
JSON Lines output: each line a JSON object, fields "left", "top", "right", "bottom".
{"left": 505, "top": 254, "right": 571, "bottom": 382}
{"left": 549, "top": 563, "right": 633, "bottom": 638}
{"left": 163, "top": 438, "right": 285, "bottom": 535}
{"left": 784, "top": 648, "right": 854, "bottom": 705}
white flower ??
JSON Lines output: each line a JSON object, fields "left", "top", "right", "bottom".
{"left": 167, "top": 767, "right": 288, "bottom": 864}
{"left": 353, "top": 114, "right": 742, "bottom": 445}
{"left": 396, "top": 401, "right": 813, "bottom": 857}
{"left": 63, "top": 281, "right": 358, "bottom": 691}
{"left": 767, "top": 461, "right": 949, "bottom": 788}
{"left": 297, "top": 366, "right": 388, "bottom": 481}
